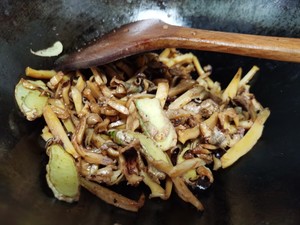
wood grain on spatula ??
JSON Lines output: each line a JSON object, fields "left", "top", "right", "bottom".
{"left": 55, "top": 19, "right": 300, "bottom": 71}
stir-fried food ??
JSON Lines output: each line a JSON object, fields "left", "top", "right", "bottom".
{"left": 14, "top": 48, "right": 270, "bottom": 212}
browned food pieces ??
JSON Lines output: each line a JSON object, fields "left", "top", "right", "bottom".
{"left": 15, "top": 48, "right": 269, "bottom": 211}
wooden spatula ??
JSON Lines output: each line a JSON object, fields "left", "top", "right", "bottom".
{"left": 55, "top": 19, "right": 300, "bottom": 71}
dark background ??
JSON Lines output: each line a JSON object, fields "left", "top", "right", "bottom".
{"left": 1, "top": 1, "right": 300, "bottom": 225}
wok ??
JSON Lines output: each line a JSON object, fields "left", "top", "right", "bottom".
{"left": 1, "top": 0, "right": 300, "bottom": 224}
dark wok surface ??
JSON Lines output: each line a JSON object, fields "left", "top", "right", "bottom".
{"left": 1, "top": 1, "right": 300, "bottom": 225}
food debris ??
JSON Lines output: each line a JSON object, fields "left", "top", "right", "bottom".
{"left": 30, "top": 41, "right": 63, "bottom": 57}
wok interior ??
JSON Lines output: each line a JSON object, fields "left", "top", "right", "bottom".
{"left": 1, "top": 1, "right": 300, "bottom": 225}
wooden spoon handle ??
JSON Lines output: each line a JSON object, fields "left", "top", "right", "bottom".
{"left": 56, "top": 19, "right": 300, "bottom": 70}
{"left": 165, "top": 24, "right": 300, "bottom": 61}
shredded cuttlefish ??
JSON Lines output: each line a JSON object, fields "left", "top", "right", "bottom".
{"left": 15, "top": 48, "right": 270, "bottom": 212}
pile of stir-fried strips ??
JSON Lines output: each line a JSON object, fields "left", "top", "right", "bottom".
{"left": 15, "top": 48, "right": 270, "bottom": 212}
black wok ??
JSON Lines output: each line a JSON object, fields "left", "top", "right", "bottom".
{"left": 1, "top": 1, "right": 300, "bottom": 225}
